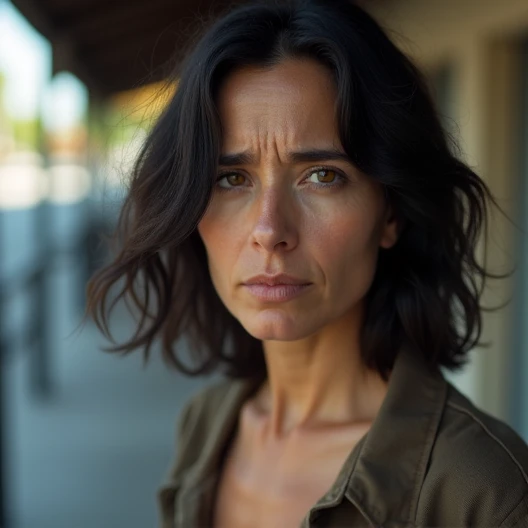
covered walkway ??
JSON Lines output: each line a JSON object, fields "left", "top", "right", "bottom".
{"left": 4, "top": 267, "right": 212, "bottom": 527}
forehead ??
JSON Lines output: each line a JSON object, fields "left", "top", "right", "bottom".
{"left": 216, "top": 59, "right": 340, "bottom": 152}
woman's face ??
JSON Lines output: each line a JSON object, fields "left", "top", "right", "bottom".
{"left": 198, "top": 58, "right": 398, "bottom": 341}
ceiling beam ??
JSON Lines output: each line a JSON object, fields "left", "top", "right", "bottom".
{"left": 9, "top": 0, "right": 273, "bottom": 96}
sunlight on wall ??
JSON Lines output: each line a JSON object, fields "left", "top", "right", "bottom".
{"left": 0, "top": 151, "right": 46, "bottom": 208}
{"left": 48, "top": 163, "right": 91, "bottom": 204}
{"left": 0, "top": 3, "right": 90, "bottom": 210}
{"left": 0, "top": 151, "right": 92, "bottom": 209}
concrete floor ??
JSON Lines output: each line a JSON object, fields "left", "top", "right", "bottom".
{"left": 3, "top": 257, "right": 215, "bottom": 528}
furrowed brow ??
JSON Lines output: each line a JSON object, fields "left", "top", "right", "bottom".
{"left": 218, "top": 148, "right": 352, "bottom": 167}
{"left": 288, "top": 149, "right": 352, "bottom": 164}
{"left": 218, "top": 151, "right": 255, "bottom": 166}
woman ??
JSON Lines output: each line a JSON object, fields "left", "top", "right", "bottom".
{"left": 86, "top": 0, "right": 528, "bottom": 526}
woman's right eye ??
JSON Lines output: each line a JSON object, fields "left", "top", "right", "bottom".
{"left": 216, "top": 173, "right": 247, "bottom": 189}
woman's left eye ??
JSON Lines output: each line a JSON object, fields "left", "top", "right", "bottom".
{"left": 306, "top": 169, "right": 342, "bottom": 185}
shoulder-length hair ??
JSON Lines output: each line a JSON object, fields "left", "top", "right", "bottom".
{"left": 86, "top": 0, "right": 505, "bottom": 381}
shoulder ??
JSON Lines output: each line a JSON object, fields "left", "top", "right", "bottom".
{"left": 179, "top": 377, "right": 237, "bottom": 425}
{"left": 159, "top": 379, "right": 237, "bottom": 481}
{"left": 174, "top": 377, "right": 241, "bottom": 448}
{"left": 157, "top": 378, "right": 240, "bottom": 524}
{"left": 162, "top": 377, "right": 247, "bottom": 478}
{"left": 417, "top": 382, "right": 528, "bottom": 526}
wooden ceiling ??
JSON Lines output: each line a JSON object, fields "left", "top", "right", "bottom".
{"left": 9, "top": 0, "right": 249, "bottom": 97}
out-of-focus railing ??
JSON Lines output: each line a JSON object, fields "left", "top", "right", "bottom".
{"left": 0, "top": 230, "right": 101, "bottom": 395}
{"left": 0, "top": 153, "right": 110, "bottom": 526}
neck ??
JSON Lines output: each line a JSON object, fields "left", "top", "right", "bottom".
{"left": 252, "top": 308, "right": 389, "bottom": 439}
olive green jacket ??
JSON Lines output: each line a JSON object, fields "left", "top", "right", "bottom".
{"left": 157, "top": 348, "right": 528, "bottom": 527}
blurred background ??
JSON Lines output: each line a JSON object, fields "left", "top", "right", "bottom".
{"left": 0, "top": 0, "right": 527, "bottom": 526}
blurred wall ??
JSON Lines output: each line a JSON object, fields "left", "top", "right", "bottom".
{"left": 365, "top": 0, "right": 528, "bottom": 431}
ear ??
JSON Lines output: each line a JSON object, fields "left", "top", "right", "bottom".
{"left": 379, "top": 204, "right": 400, "bottom": 249}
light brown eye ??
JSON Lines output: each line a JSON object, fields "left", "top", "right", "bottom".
{"left": 226, "top": 174, "right": 245, "bottom": 185}
{"left": 308, "top": 169, "right": 338, "bottom": 184}
{"left": 218, "top": 173, "right": 246, "bottom": 188}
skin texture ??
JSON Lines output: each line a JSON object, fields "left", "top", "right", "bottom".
{"left": 198, "top": 58, "right": 400, "bottom": 528}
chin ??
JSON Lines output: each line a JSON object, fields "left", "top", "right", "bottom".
{"left": 240, "top": 312, "right": 311, "bottom": 342}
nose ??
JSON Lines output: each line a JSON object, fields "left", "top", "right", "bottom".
{"left": 250, "top": 186, "right": 299, "bottom": 253}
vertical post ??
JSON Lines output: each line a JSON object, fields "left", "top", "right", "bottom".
{"left": 81, "top": 96, "right": 108, "bottom": 311}
{"left": 0, "top": 210, "right": 7, "bottom": 527}
{"left": 29, "top": 80, "right": 52, "bottom": 400}
{"left": 31, "top": 261, "right": 52, "bottom": 399}
{"left": 82, "top": 95, "right": 98, "bottom": 310}
{"left": 0, "top": 0, "right": 10, "bottom": 519}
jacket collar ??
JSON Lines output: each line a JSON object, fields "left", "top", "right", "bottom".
{"left": 344, "top": 346, "right": 447, "bottom": 525}
{"left": 182, "top": 346, "right": 448, "bottom": 526}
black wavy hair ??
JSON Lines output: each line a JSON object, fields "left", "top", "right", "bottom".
{"left": 86, "top": 0, "right": 506, "bottom": 381}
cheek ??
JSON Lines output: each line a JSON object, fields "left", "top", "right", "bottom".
{"left": 307, "top": 197, "right": 381, "bottom": 258}
{"left": 308, "top": 204, "right": 381, "bottom": 296}
{"left": 197, "top": 213, "right": 239, "bottom": 289}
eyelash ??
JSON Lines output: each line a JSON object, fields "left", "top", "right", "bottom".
{"left": 214, "top": 166, "right": 347, "bottom": 193}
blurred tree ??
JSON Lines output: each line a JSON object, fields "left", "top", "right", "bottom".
{"left": 11, "top": 117, "right": 41, "bottom": 150}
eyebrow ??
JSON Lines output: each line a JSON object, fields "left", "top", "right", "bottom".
{"left": 218, "top": 148, "right": 353, "bottom": 167}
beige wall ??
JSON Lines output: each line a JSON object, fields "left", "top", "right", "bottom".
{"left": 362, "top": 0, "right": 528, "bottom": 421}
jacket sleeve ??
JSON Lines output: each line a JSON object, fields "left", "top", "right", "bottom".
{"left": 156, "top": 394, "right": 200, "bottom": 528}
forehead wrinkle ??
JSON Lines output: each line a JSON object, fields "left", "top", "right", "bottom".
{"left": 218, "top": 60, "right": 340, "bottom": 168}
{"left": 227, "top": 100, "right": 320, "bottom": 155}
{"left": 233, "top": 115, "right": 294, "bottom": 167}
{"left": 220, "top": 99, "right": 343, "bottom": 167}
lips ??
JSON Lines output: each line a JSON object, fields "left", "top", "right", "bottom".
{"left": 243, "top": 273, "right": 311, "bottom": 286}
{"left": 242, "top": 274, "right": 313, "bottom": 303}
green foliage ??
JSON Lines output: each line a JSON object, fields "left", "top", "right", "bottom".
{"left": 11, "top": 117, "right": 43, "bottom": 149}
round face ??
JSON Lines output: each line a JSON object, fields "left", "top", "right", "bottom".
{"left": 197, "top": 58, "right": 398, "bottom": 342}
